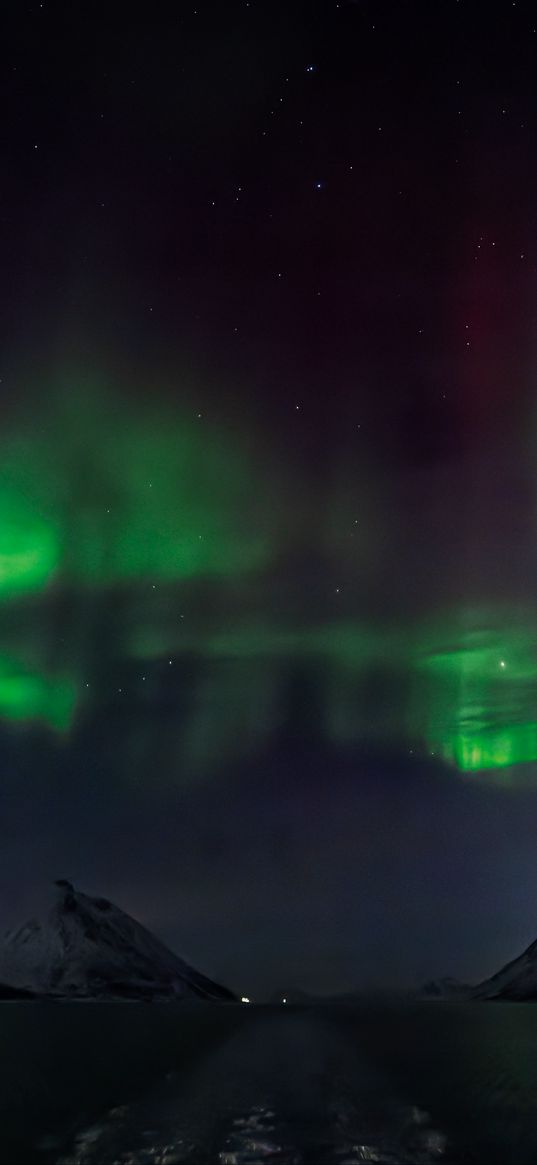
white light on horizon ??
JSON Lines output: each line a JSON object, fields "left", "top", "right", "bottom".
{"left": 241, "top": 996, "right": 251, "bottom": 1004}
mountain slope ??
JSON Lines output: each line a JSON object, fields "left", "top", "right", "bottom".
{"left": 473, "top": 935, "right": 537, "bottom": 1000}
{"left": 0, "top": 881, "right": 236, "bottom": 1001}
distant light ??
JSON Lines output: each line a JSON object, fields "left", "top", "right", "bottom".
{"left": 241, "top": 996, "right": 250, "bottom": 1004}
{"left": 282, "top": 997, "right": 287, "bottom": 1003}
{"left": 500, "top": 660, "right": 506, "bottom": 668}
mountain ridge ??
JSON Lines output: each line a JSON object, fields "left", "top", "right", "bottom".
{"left": 473, "top": 933, "right": 537, "bottom": 1000}
{"left": 0, "top": 880, "right": 236, "bottom": 1002}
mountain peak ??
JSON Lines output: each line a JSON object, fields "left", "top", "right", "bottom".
{"left": 0, "top": 884, "right": 236, "bottom": 1002}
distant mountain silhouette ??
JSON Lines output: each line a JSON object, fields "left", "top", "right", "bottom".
{"left": 419, "top": 977, "right": 471, "bottom": 999}
{"left": 0, "top": 982, "right": 37, "bottom": 1000}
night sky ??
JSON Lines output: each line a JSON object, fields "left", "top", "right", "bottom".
{"left": 2, "top": 0, "right": 537, "bottom": 998}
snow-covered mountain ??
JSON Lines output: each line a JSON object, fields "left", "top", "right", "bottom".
{"left": 419, "top": 977, "right": 471, "bottom": 1000}
{"left": 472, "top": 935, "right": 537, "bottom": 1000}
{"left": 0, "top": 881, "right": 237, "bottom": 1001}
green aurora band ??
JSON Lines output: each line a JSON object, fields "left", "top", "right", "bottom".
{"left": 1, "top": 378, "right": 537, "bottom": 775}
{"left": 415, "top": 616, "right": 537, "bottom": 772}
{"left": 0, "top": 379, "right": 271, "bottom": 596}
{"left": 0, "top": 654, "right": 76, "bottom": 732}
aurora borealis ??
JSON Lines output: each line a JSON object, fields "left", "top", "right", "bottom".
{"left": 3, "top": 375, "right": 537, "bottom": 775}
{"left": 0, "top": 372, "right": 533, "bottom": 773}
{"left": 3, "top": 0, "right": 537, "bottom": 996}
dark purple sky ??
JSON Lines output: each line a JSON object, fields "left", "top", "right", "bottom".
{"left": 1, "top": 0, "right": 537, "bottom": 998}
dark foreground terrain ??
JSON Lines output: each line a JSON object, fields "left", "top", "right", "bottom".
{"left": 3, "top": 1001, "right": 537, "bottom": 1164}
